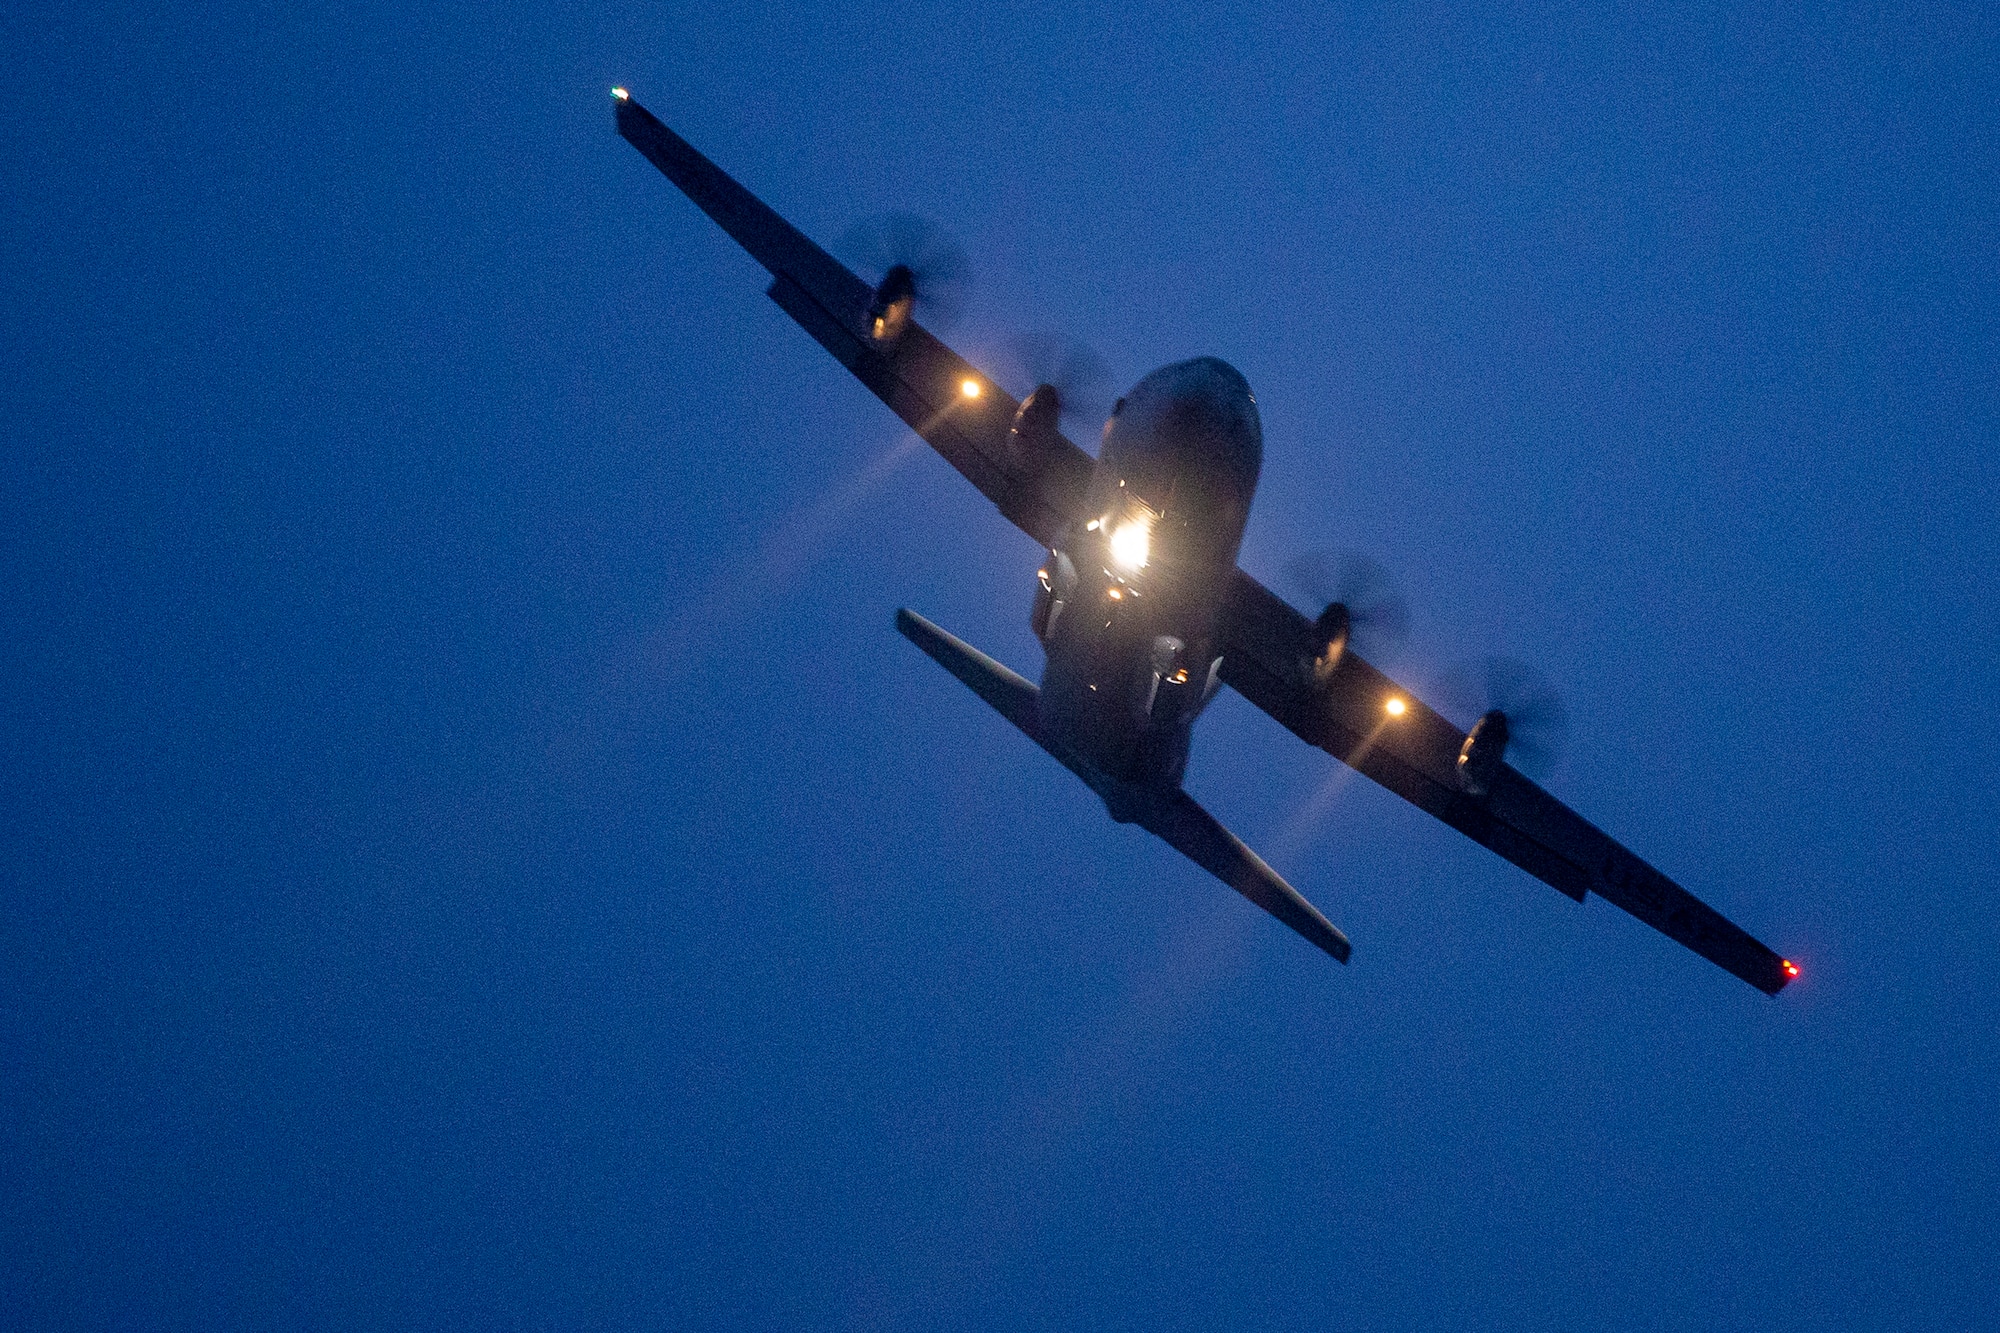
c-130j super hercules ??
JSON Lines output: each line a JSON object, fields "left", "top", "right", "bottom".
{"left": 612, "top": 88, "right": 1797, "bottom": 995}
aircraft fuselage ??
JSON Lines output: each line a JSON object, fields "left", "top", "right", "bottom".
{"left": 1030, "top": 357, "right": 1262, "bottom": 815}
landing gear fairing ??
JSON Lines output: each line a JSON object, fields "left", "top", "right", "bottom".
{"left": 612, "top": 91, "right": 1795, "bottom": 995}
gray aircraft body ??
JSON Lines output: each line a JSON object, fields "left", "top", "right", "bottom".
{"left": 1036, "top": 356, "right": 1260, "bottom": 798}
{"left": 612, "top": 87, "right": 1797, "bottom": 992}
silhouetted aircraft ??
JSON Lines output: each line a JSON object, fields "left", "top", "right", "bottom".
{"left": 611, "top": 89, "right": 1796, "bottom": 994}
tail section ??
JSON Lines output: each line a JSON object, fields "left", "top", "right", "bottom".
{"left": 895, "top": 609, "right": 1351, "bottom": 964}
{"left": 1138, "top": 789, "right": 1352, "bottom": 964}
{"left": 895, "top": 607, "right": 1043, "bottom": 742}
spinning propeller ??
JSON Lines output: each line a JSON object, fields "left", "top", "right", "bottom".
{"left": 1283, "top": 549, "right": 1413, "bottom": 677}
{"left": 997, "top": 333, "right": 1116, "bottom": 431}
{"left": 836, "top": 212, "right": 971, "bottom": 338}
{"left": 1438, "top": 655, "right": 1570, "bottom": 790}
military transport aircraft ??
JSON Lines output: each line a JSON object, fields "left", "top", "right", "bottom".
{"left": 611, "top": 88, "right": 1797, "bottom": 995}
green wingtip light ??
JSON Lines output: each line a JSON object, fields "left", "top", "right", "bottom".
{"left": 611, "top": 86, "right": 630, "bottom": 101}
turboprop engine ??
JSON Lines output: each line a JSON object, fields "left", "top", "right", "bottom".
{"left": 1456, "top": 709, "right": 1510, "bottom": 797}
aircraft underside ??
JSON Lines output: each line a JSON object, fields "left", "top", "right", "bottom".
{"left": 611, "top": 86, "right": 1798, "bottom": 995}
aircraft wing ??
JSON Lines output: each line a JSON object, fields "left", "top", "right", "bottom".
{"left": 615, "top": 93, "right": 1094, "bottom": 548}
{"left": 615, "top": 92, "right": 1792, "bottom": 996}
{"left": 1214, "top": 572, "right": 1795, "bottom": 995}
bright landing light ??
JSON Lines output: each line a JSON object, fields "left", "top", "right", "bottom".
{"left": 960, "top": 378, "right": 982, "bottom": 399}
{"left": 1108, "top": 517, "right": 1150, "bottom": 572}
{"left": 1385, "top": 697, "right": 1407, "bottom": 717}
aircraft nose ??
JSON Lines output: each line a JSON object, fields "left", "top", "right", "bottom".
{"left": 1114, "top": 356, "right": 1263, "bottom": 492}
{"left": 1141, "top": 356, "right": 1253, "bottom": 413}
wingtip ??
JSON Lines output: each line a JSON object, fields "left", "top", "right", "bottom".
{"left": 1743, "top": 952, "right": 1797, "bottom": 996}
{"left": 610, "top": 86, "right": 644, "bottom": 129}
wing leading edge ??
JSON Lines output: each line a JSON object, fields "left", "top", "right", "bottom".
{"left": 1215, "top": 573, "right": 1794, "bottom": 995}
{"left": 615, "top": 94, "right": 1094, "bottom": 548}
{"left": 614, "top": 93, "right": 1794, "bottom": 995}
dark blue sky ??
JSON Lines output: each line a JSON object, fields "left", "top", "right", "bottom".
{"left": 5, "top": 2, "right": 1997, "bottom": 1328}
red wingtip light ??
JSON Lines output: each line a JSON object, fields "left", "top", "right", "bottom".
{"left": 1782, "top": 959, "right": 1800, "bottom": 978}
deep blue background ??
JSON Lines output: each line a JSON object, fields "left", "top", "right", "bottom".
{"left": 5, "top": 2, "right": 1997, "bottom": 1328}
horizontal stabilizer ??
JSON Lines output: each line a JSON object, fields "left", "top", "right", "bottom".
{"left": 1133, "top": 790, "right": 1352, "bottom": 963}
{"left": 895, "top": 608, "right": 1042, "bottom": 740}
{"left": 895, "top": 609, "right": 1351, "bottom": 965}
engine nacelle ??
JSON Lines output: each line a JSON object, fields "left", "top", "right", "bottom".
{"left": 1307, "top": 601, "right": 1351, "bottom": 683}
{"left": 1011, "top": 383, "right": 1061, "bottom": 441}
{"left": 1457, "top": 709, "right": 1510, "bottom": 797}
{"left": 1009, "top": 384, "right": 1064, "bottom": 476}
{"left": 867, "top": 264, "right": 916, "bottom": 343}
